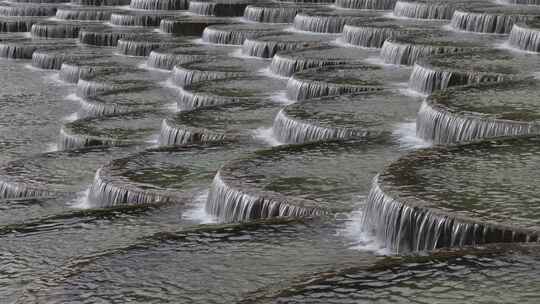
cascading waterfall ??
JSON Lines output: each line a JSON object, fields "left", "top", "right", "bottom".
{"left": 55, "top": 8, "right": 114, "bottom": 21}
{"left": 342, "top": 24, "right": 401, "bottom": 48}
{"left": 70, "top": 0, "right": 130, "bottom": 5}
{"left": 286, "top": 74, "right": 382, "bottom": 101}
{"left": 293, "top": 13, "right": 359, "bottom": 33}
{"left": 450, "top": 10, "right": 534, "bottom": 34}
{"left": 272, "top": 109, "right": 367, "bottom": 143}
{"left": 31, "top": 22, "right": 82, "bottom": 39}
{"left": 0, "top": 17, "right": 40, "bottom": 33}
{"left": 243, "top": 4, "right": 300, "bottom": 23}
{"left": 110, "top": 12, "right": 175, "bottom": 27}
{"left": 508, "top": 22, "right": 540, "bottom": 53}
{"left": 205, "top": 171, "right": 323, "bottom": 222}
{"left": 335, "top": 0, "right": 397, "bottom": 10}
{"left": 158, "top": 119, "right": 226, "bottom": 145}
{"left": 392, "top": 0, "right": 456, "bottom": 20}
{"left": 88, "top": 168, "right": 176, "bottom": 207}
{"left": 178, "top": 88, "right": 240, "bottom": 111}
{"left": 416, "top": 100, "right": 537, "bottom": 144}
{"left": 146, "top": 50, "right": 206, "bottom": 70}
{"left": 78, "top": 29, "right": 139, "bottom": 47}
{"left": 242, "top": 36, "right": 321, "bottom": 59}
{"left": 380, "top": 40, "right": 472, "bottom": 66}
{"left": 0, "top": 4, "right": 57, "bottom": 17}
{"left": 170, "top": 65, "right": 241, "bottom": 88}
{"left": 408, "top": 63, "right": 508, "bottom": 94}
{"left": 129, "top": 0, "right": 189, "bottom": 10}
{"left": 269, "top": 53, "right": 349, "bottom": 77}
{"left": 202, "top": 24, "right": 278, "bottom": 45}
{"left": 361, "top": 177, "right": 536, "bottom": 253}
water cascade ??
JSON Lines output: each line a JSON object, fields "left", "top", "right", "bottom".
{"left": 78, "top": 27, "right": 152, "bottom": 47}
{"left": 268, "top": 46, "right": 373, "bottom": 77}
{"left": 407, "top": 49, "right": 529, "bottom": 94}
{"left": 335, "top": 0, "right": 397, "bottom": 10}
{"left": 116, "top": 36, "right": 187, "bottom": 57}
{"left": 0, "top": 3, "right": 58, "bottom": 17}
{"left": 206, "top": 171, "right": 324, "bottom": 222}
{"left": 170, "top": 59, "right": 246, "bottom": 88}
{"left": 416, "top": 80, "right": 540, "bottom": 144}
{"left": 0, "top": 17, "right": 40, "bottom": 32}
{"left": 380, "top": 34, "right": 481, "bottom": 66}
{"left": 129, "top": 0, "right": 189, "bottom": 10}
{"left": 242, "top": 33, "right": 325, "bottom": 58}
{"left": 202, "top": 23, "right": 283, "bottom": 45}
{"left": 450, "top": 7, "right": 540, "bottom": 34}
{"left": 55, "top": 8, "right": 116, "bottom": 21}
{"left": 30, "top": 22, "right": 84, "bottom": 39}
{"left": 109, "top": 11, "right": 180, "bottom": 27}
{"left": 285, "top": 64, "right": 391, "bottom": 101}
{"left": 508, "top": 19, "right": 540, "bottom": 53}
{"left": 293, "top": 11, "right": 378, "bottom": 34}
{"left": 159, "top": 119, "right": 227, "bottom": 145}
{"left": 243, "top": 3, "right": 304, "bottom": 24}
{"left": 273, "top": 90, "right": 420, "bottom": 143}
{"left": 70, "top": 0, "right": 130, "bottom": 5}
{"left": 362, "top": 136, "right": 540, "bottom": 252}
{"left": 31, "top": 48, "right": 102, "bottom": 70}
{"left": 392, "top": 0, "right": 468, "bottom": 20}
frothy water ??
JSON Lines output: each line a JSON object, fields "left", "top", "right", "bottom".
{"left": 182, "top": 190, "right": 217, "bottom": 224}
{"left": 252, "top": 127, "right": 283, "bottom": 147}
{"left": 392, "top": 121, "right": 431, "bottom": 150}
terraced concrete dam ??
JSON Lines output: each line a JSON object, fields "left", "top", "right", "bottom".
{"left": 0, "top": 0, "right": 539, "bottom": 302}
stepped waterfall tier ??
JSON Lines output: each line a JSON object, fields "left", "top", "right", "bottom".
{"left": 201, "top": 23, "right": 284, "bottom": 45}
{"left": 242, "top": 33, "right": 328, "bottom": 58}
{"left": 206, "top": 139, "right": 404, "bottom": 222}
{"left": 363, "top": 136, "right": 540, "bottom": 252}
{"left": 379, "top": 30, "right": 493, "bottom": 65}
{"left": 292, "top": 10, "right": 380, "bottom": 34}
{"left": 273, "top": 91, "right": 421, "bottom": 144}
{"left": 88, "top": 143, "right": 249, "bottom": 207}
{"left": 170, "top": 56, "right": 263, "bottom": 88}
{"left": 392, "top": 0, "right": 491, "bottom": 20}
{"left": 285, "top": 64, "right": 410, "bottom": 101}
{"left": 243, "top": 3, "right": 311, "bottom": 24}
{"left": 2, "top": 0, "right": 540, "bottom": 302}
{"left": 340, "top": 17, "right": 442, "bottom": 48}
{"left": 509, "top": 18, "right": 540, "bottom": 53}
{"left": 407, "top": 49, "right": 536, "bottom": 94}
{"left": 416, "top": 80, "right": 540, "bottom": 144}
{"left": 450, "top": 6, "right": 540, "bottom": 34}
{"left": 269, "top": 46, "right": 378, "bottom": 77}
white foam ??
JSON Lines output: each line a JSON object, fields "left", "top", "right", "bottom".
{"left": 45, "top": 143, "right": 58, "bottom": 153}
{"left": 182, "top": 190, "right": 217, "bottom": 224}
{"left": 270, "top": 90, "right": 295, "bottom": 105}
{"left": 258, "top": 67, "right": 289, "bottom": 80}
{"left": 495, "top": 41, "right": 540, "bottom": 55}
{"left": 339, "top": 208, "right": 391, "bottom": 255}
{"left": 392, "top": 121, "right": 431, "bottom": 150}
{"left": 138, "top": 62, "right": 170, "bottom": 72}
{"left": 252, "top": 127, "right": 283, "bottom": 147}
{"left": 63, "top": 112, "right": 79, "bottom": 122}
{"left": 69, "top": 188, "right": 92, "bottom": 209}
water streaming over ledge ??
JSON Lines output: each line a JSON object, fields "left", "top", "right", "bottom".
{"left": 1, "top": 0, "right": 540, "bottom": 301}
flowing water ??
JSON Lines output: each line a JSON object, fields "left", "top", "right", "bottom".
{"left": 1, "top": 0, "right": 540, "bottom": 303}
